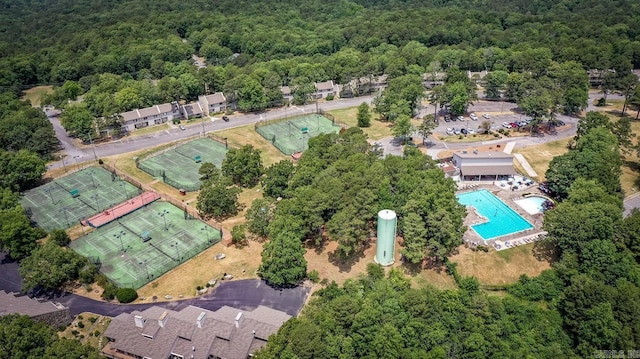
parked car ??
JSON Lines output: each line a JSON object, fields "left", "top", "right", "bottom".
{"left": 502, "top": 122, "right": 512, "bottom": 129}
{"left": 222, "top": 116, "right": 230, "bottom": 122}
{"left": 470, "top": 113, "right": 478, "bottom": 120}
{"left": 453, "top": 127, "right": 461, "bottom": 135}
{"left": 457, "top": 116, "right": 464, "bottom": 121}
{"left": 482, "top": 113, "right": 490, "bottom": 119}
{"left": 509, "top": 122, "right": 518, "bottom": 128}
{"left": 444, "top": 116, "right": 451, "bottom": 122}
{"left": 446, "top": 128, "right": 454, "bottom": 135}
{"left": 450, "top": 116, "right": 457, "bottom": 121}
{"left": 517, "top": 121, "right": 528, "bottom": 127}
{"left": 461, "top": 128, "right": 468, "bottom": 134}
{"left": 467, "top": 129, "right": 476, "bottom": 134}
{"left": 179, "top": 125, "right": 186, "bottom": 130}
{"left": 553, "top": 120, "right": 565, "bottom": 127}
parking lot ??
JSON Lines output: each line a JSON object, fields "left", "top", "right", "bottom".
{"left": 423, "top": 100, "right": 577, "bottom": 136}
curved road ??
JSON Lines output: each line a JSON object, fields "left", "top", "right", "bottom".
{"left": 0, "top": 253, "right": 309, "bottom": 317}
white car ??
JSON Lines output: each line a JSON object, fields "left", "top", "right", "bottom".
{"left": 502, "top": 122, "right": 511, "bottom": 129}
{"left": 482, "top": 113, "right": 490, "bottom": 119}
{"left": 467, "top": 129, "right": 476, "bottom": 134}
{"left": 446, "top": 128, "right": 454, "bottom": 135}
{"left": 470, "top": 113, "right": 478, "bottom": 120}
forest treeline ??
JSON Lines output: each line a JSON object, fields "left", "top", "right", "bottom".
{"left": 1, "top": 0, "right": 639, "bottom": 90}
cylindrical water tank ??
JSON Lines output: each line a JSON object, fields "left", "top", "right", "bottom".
{"left": 375, "top": 209, "right": 396, "bottom": 266}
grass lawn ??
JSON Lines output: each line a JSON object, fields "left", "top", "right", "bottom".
{"left": 59, "top": 312, "right": 111, "bottom": 350}
{"left": 450, "top": 244, "right": 553, "bottom": 286}
{"left": 327, "top": 107, "right": 395, "bottom": 140}
{"left": 214, "top": 124, "right": 288, "bottom": 166}
{"left": 136, "top": 239, "right": 264, "bottom": 302}
{"left": 127, "top": 123, "right": 171, "bottom": 138}
{"left": 513, "top": 137, "right": 571, "bottom": 182}
{"left": 21, "top": 86, "right": 53, "bottom": 107}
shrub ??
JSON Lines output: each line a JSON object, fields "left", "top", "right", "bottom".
{"left": 596, "top": 97, "right": 607, "bottom": 106}
{"left": 94, "top": 330, "right": 101, "bottom": 337}
{"left": 49, "top": 229, "right": 70, "bottom": 246}
{"left": 98, "top": 159, "right": 104, "bottom": 165}
{"left": 88, "top": 317, "right": 97, "bottom": 323}
{"left": 78, "top": 315, "right": 84, "bottom": 320}
{"left": 231, "top": 224, "right": 246, "bottom": 246}
{"left": 71, "top": 330, "right": 79, "bottom": 336}
{"left": 77, "top": 321, "right": 84, "bottom": 328}
{"left": 307, "top": 270, "right": 320, "bottom": 283}
{"left": 101, "top": 281, "right": 118, "bottom": 300}
{"left": 493, "top": 133, "right": 500, "bottom": 137}
{"left": 196, "top": 285, "right": 203, "bottom": 291}
{"left": 116, "top": 288, "right": 138, "bottom": 303}
{"left": 326, "top": 94, "right": 334, "bottom": 101}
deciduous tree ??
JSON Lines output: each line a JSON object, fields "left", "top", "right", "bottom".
{"left": 356, "top": 102, "right": 371, "bottom": 127}
{"left": 221, "top": 145, "right": 264, "bottom": 187}
{"left": 259, "top": 232, "right": 307, "bottom": 287}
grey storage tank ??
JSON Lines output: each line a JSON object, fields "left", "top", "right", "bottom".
{"left": 374, "top": 209, "right": 397, "bottom": 266}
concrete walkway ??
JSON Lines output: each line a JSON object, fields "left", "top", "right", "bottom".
{"left": 502, "top": 141, "right": 516, "bottom": 154}
{"left": 513, "top": 153, "right": 538, "bottom": 178}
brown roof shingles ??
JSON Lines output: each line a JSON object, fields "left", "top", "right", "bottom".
{"left": 103, "top": 305, "right": 290, "bottom": 359}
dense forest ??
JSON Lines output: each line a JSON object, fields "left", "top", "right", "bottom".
{"left": 1, "top": 0, "right": 640, "bottom": 357}
{"left": 1, "top": 0, "right": 639, "bottom": 91}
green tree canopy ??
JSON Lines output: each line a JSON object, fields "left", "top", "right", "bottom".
{"left": 221, "top": 145, "right": 264, "bottom": 187}
{"left": 258, "top": 232, "right": 307, "bottom": 287}
{"left": 20, "top": 241, "right": 94, "bottom": 292}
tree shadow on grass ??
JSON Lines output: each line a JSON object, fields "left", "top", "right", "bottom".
{"left": 326, "top": 240, "right": 371, "bottom": 273}
{"left": 401, "top": 257, "right": 447, "bottom": 276}
{"left": 532, "top": 239, "right": 558, "bottom": 263}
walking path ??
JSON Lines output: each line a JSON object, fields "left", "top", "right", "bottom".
{"left": 502, "top": 141, "right": 516, "bottom": 154}
{"left": 513, "top": 153, "right": 538, "bottom": 178}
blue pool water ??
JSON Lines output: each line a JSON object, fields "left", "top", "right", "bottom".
{"left": 457, "top": 189, "right": 533, "bottom": 240}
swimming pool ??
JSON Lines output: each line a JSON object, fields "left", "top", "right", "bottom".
{"left": 457, "top": 189, "right": 533, "bottom": 240}
{"left": 514, "top": 196, "right": 548, "bottom": 215}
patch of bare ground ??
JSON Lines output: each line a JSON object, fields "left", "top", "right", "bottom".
{"left": 304, "top": 238, "right": 456, "bottom": 290}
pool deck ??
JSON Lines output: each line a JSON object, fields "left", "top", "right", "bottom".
{"left": 457, "top": 182, "right": 548, "bottom": 251}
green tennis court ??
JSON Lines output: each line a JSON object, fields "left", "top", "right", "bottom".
{"left": 137, "top": 137, "right": 228, "bottom": 191}
{"left": 256, "top": 114, "right": 342, "bottom": 155}
{"left": 70, "top": 201, "right": 221, "bottom": 289}
{"left": 21, "top": 167, "right": 141, "bottom": 231}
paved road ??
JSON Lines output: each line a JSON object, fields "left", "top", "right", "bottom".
{"left": 0, "top": 252, "right": 309, "bottom": 317}
{"left": 59, "top": 279, "right": 310, "bottom": 317}
{"left": 47, "top": 96, "right": 374, "bottom": 169}
{"left": 624, "top": 193, "right": 640, "bottom": 217}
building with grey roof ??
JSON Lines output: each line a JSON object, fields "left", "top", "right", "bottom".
{"left": 102, "top": 304, "right": 291, "bottom": 359}
{"left": 452, "top": 150, "right": 515, "bottom": 181}
{"left": 120, "top": 102, "right": 182, "bottom": 132}
{"left": 198, "top": 92, "right": 227, "bottom": 116}
{"left": 0, "top": 290, "right": 71, "bottom": 327}
{"left": 313, "top": 80, "right": 336, "bottom": 99}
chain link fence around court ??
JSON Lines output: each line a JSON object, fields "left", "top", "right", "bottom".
{"left": 20, "top": 166, "right": 141, "bottom": 231}
{"left": 136, "top": 137, "right": 230, "bottom": 192}
{"left": 70, "top": 201, "right": 222, "bottom": 289}
{"left": 255, "top": 113, "right": 343, "bottom": 155}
